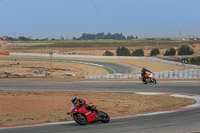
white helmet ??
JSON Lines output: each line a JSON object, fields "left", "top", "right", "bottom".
{"left": 71, "top": 96, "right": 78, "bottom": 104}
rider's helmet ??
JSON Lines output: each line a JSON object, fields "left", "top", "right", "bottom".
{"left": 71, "top": 96, "right": 78, "bottom": 104}
{"left": 143, "top": 67, "right": 146, "bottom": 70}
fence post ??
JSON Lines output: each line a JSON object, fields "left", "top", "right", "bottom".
{"left": 168, "top": 71, "right": 169, "bottom": 79}
{"left": 198, "top": 70, "right": 200, "bottom": 79}
{"left": 178, "top": 70, "right": 180, "bottom": 79}
{"left": 173, "top": 71, "right": 175, "bottom": 79}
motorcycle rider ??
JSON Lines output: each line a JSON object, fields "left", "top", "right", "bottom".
{"left": 141, "top": 67, "right": 152, "bottom": 81}
{"left": 71, "top": 96, "right": 100, "bottom": 114}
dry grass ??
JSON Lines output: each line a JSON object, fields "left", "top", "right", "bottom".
{"left": 0, "top": 90, "right": 196, "bottom": 127}
{"left": 1, "top": 42, "right": 200, "bottom": 56}
{"left": 0, "top": 60, "right": 107, "bottom": 79}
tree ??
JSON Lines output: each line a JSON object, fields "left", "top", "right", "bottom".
{"left": 178, "top": 45, "right": 194, "bottom": 55}
{"left": 116, "top": 47, "right": 130, "bottom": 56}
{"left": 76, "top": 32, "right": 127, "bottom": 40}
{"left": 18, "top": 36, "right": 31, "bottom": 41}
{"left": 164, "top": 48, "right": 176, "bottom": 56}
{"left": 6, "top": 36, "right": 14, "bottom": 41}
{"left": 127, "top": 35, "right": 135, "bottom": 40}
{"left": 103, "top": 50, "right": 114, "bottom": 56}
{"left": 150, "top": 48, "right": 160, "bottom": 56}
{"left": 190, "top": 56, "right": 200, "bottom": 65}
{"left": 132, "top": 49, "right": 144, "bottom": 56}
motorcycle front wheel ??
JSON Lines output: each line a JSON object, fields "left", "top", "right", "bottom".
{"left": 99, "top": 111, "right": 110, "bottom": 123}
{"left": 73, "top": 113, "right": 88, "bottom": 125}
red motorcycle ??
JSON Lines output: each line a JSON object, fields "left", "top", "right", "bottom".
{"left": 68, "top": 104, "right": 110, "bottom": 125}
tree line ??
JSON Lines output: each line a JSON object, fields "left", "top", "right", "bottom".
{"left": 103, "top": 45, "right": 194, "bottom": 56}
{"left": 73, "top": 32, "right": 138, "bottom": 40}
{"left": 1, "top": 32, "right": 138, "bottom": 41}
{"left": 1, "top": 36, "right": 33, "bottom": 41}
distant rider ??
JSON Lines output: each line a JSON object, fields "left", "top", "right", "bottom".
{"left": 141, "top": 67, "right": 152, "bottom": 81}
{"left": 71, "top": 96, "right": 100, "bottom": 114}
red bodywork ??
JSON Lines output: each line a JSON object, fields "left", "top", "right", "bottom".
{"left": 70, "top": 105, "right": 98, "bottom": 123}
{"left": 144, "top": 74, "right": 151, "bottom": 79}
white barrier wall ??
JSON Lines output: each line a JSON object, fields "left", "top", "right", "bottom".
{"left": 85, "top": 69, "right": 200, "bottom": 79}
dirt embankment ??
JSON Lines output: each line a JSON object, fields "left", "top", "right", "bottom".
{"left": 0, "top": 60, "right": 107, "bottom": 79}
{"left": 0, "top": 91, "right": 196, "bottom": 127}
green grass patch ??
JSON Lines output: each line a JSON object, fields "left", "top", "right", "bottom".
{"left": 14, "top": 40, "right": 186, "bottom": 49}
{"left": 11, "top": 39, "right": 182, "bottom": 44}
{"left": 0, "top": 58, "right": 114, "bottom": 74}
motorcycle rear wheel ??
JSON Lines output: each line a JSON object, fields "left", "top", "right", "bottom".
{"left": 152, "top": 79, "right": 157, "bottom": 84}
{"left": 142, "top": 80, "right": 147, "bottom": 84}
{"left": 99, "top": 111, "right": 110, "bottom": 123}
{"left": 73, "top": 113, "right": 88, "bottom": 125}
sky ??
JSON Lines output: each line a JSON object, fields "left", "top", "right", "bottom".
{"left": 0, "top": 0, "right": 200, "bottom": 39}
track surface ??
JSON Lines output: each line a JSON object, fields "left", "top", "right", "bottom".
{"left": 0, "top": 57, "right": 140, "bottom": 73}
{"left": 0, "top": 81, "right": 200, "bottom": 133}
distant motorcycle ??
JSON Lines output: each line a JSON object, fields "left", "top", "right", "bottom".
{"left": 68, "top": 104, "right": 110, "bottom": 125}
{"left": 139, "top": 72, "right": 157, "bottom": 84}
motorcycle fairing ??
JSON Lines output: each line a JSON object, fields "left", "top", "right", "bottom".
{"left": 73, "top": 106, "right": 98, "bottom": 123}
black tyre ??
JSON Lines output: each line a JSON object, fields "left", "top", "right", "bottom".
{"left": 73, "top": 113, "right": 88, "bottom": 125}
{"left": 152, "top": 79, "right": 157, "bottom": 84}
{"left": 142, "top": 80, "right": 147, "bottom": 84}
{"left": 99, "top": 111, "right": 110, "bottom": 123}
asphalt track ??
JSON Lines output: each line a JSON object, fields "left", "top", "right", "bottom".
{"left": 0, "top": 57, "right": 140, "bottom": 74}
{"left": 0, "top": 81, "right": 200, "bottom": 133}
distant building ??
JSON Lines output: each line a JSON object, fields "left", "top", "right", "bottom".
{"left": 1, "top": 36, "right": 8, "bottom": 40}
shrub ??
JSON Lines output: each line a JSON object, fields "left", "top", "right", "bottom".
{"left": 178, "top": 45, "right": 194, "bottom": 55}
{"left": 116, "top": 47, "right": 130, "bottom": 56}
{"left": 103, "top": 50, "right": 114, "bottom": 56}
{"left": 164, "top": 48, "right": 176, "bottom": 56}
{"left": 132, "top": 49, "right": 144, "bottom": 56}
{"left": 190, "top": 56, "right": 200, "bottom": 65}
{"left": 150, "top": 48, "right": 160, "bottom": 56}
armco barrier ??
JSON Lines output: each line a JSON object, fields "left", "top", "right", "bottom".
{"left": 85, "top": 69, "right": 200, "bottom": 79}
